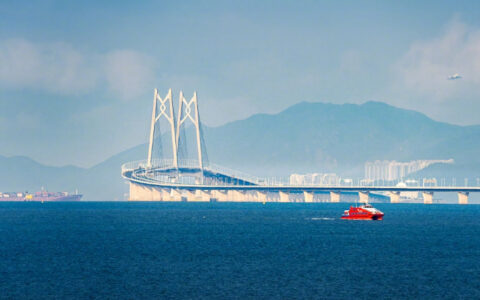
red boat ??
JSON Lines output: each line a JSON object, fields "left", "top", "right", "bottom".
{"left": 341, "top": 203, "right": 384, "bottom": 220}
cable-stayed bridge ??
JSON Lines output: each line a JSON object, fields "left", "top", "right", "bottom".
{"left": 122, "top": 89, "right": 480, "bottom": 204}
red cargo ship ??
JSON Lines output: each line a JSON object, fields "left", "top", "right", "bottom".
{"left": 341, "top": 203, "right": 384, "bottom": 220}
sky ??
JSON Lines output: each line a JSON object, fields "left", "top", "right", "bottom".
{"left": 1, "top": 0, "right": 480, "bottom": 167}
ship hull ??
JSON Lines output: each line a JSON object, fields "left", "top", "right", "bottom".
{"left": 341, "top": 214, "right": 384, "bottom": 220}
{"left": 341, "top": 204, "right": 384, "bottom": 220}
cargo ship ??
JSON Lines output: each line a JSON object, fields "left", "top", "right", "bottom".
{"left": 0, "top": 190, "right": 82, "bottom": 202}
{"left": 341, "top": 203, "right": 384, "bottom": 220}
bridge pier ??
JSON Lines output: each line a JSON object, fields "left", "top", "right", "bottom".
{"left": 256, "top": 191, "right": 268, "bottom": 203}
{"left": 170, "top": 189, "right": 182, "bottom": 201}
{"left": 137, "top": 185, "right": 151, "bottom": 201}
{"left": 458, "top": 192, "right": 469, "bottom": 204}
{"left": 194, "top": 190, "right": 211, "bottom": 202}
{"left": 183, "top": 190, "right": 196, "bottom": 201}
{"left": 131, "top": 184, "right": 153, "bottom": 201}
{"left": 422, "top": 192, "right": 433, "bottom": 204}
{"left": 211, "top": 190, "right": 227, "bottom": 201}
{"left": 143, "top": 186, "right": 153, "bottom": 201}
{"left": 279, "top": 191, "right": 290, "bottom": 202}
{"left": 160, "top": 188, "right": 171, "bottom": 201}
{"left": 359, "top": 191, "right": 369, "bottom": 203}
{"left": 303, "top": 191, "right": 314, "bottom": 203}
{"left": 128, "top": 182, "right": 138, "bottom": 200}
{"left": 388, "top": 191, "right": 401, "bottom": 203}
{"left": 229, "top": 190, "right": 246, "bottom": 202}
{"left": 189, "top": 190, "right": 202, "bottom": 202}
{"left": 330, "top": 191, "right": 340, "bottom": 202}
{"left": 134, "top": 184, "right": 143, "bottom": 201}
{"left": 151, "top": 187, "right": 162, "bottom": 201}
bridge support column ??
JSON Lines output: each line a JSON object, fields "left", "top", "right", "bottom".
{"left": 135, "top": 185, "right": 153, "bottom": 201}
{"left": 141, "top": 185, "right": 150, "bottom": 200}
{"left": 279, "top": 191, "right": 289, "bottom": 202}
{"left": 130, "top": 183, "right": 138, "bottom": 200}
{"left": 128, "top": 182, "right": 138, "bottom": 201}
{"left": 256, "top": 191, "right": 268, "bottom": 203}
{"left": 229, "top": 190, "right": 246, "bottom": 202}
{"left": 152, "top": 187, "right": 162, "bottom": 201}
{"left": 212, "top": 190, "right": 228, "bottom": 201}
{"left": 161, "top": 189, "right": 172, "bottom": 201}
{"left": 170, "top": 189, "right": 182, "bottom": 201}
{"left": 147, "top": 187, "right": 155, "bottom": 201}
{"left": 304, "top": 191, "right": 314, "bottom": 203}
{"left": 359, "top": 191, "right": 369, "bottom": 203}
{"left": 458, "top": 192, "right": 469, "bottom": 204}
{"left": 189, "top": 190, "right": 203, "bottom": 202}
{"left": 195, "top": 190, "right": 211, "bottom": 202}
{"left": 330, "top": 191, "right": 340, "bottom": 203}
{"left": 422, "top": 192, "right": 433, "bottom": 204}
{"left": 183, "top": 190, "right": 195, "bottom": 201}
{"left": 388, "top": 191, "right": 401, "bottom": 203}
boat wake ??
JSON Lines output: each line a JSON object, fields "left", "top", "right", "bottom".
{"left": 309, "top": 217, "right": 335, "bottom": 221}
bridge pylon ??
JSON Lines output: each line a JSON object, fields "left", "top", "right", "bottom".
{"left": 176, "top": 91, "right": 206, "bottom": 170}
{"left": 147, "top": 88, "right": 178, "bottom": 169}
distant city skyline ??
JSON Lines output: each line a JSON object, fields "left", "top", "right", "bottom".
{"left": 1, "top": 1, "right": 480, "bottom": 167}
{"left": 364, "top": 159, "right": 455, "bottom": 182}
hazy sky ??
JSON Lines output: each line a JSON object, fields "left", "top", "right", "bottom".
{"left": 1, "top": 0, "right": 480, "bottom": 167}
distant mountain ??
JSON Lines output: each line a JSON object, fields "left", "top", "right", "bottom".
{"left": 414, "top": 162, "right": 480, "bottom": 183}
{"left": 1, "top": 101, "right": 479, "bottom": 200}
{"left": 0, "top": 155, "right": 86, "bottom": 196}
{"left": 204, "top": 101, "right": 480, "bottom": 176}
{"left": 0, "top": 145, "right": 147, "bottom": 201}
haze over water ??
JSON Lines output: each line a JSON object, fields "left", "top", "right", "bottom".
{"left": 0, "top": 202, "right": 478, "bottom": 299}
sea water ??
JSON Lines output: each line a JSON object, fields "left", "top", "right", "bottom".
{"left": 0, "top": 202, "right": 479, "bottom": 299}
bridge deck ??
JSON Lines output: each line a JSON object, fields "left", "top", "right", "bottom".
{"left": 123, "top": 169, "right": 480, "bottom": 193}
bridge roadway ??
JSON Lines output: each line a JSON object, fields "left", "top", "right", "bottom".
{"left": 122, "top": 161, "right": 480, "bottom": 204}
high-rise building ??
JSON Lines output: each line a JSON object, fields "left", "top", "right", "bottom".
{"left": 364, "top": 159, "right": 453, "bottom": 181}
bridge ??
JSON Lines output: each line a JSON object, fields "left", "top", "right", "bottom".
{"left": 122, "top": 89, "right": 480, "bottom": 204}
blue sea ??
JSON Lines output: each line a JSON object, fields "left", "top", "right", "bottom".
{"left": 0, "top": 202, "right": 479, "bottom": 299}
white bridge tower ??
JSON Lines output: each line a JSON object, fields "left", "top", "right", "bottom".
{"left": 146, "top": 88, "right": 205, "bottom": 170}
{"left": 176, "top": 91, "right": 204, "bottom": 170}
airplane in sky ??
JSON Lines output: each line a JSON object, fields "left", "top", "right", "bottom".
{"left": 447, "top": 73, "right": 462, "bottom": 80}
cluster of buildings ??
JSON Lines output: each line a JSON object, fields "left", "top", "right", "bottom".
{"left": 364, "top": 159, "right": 453, "bottom": 182}
{"left": 288, "top": 159, "right": 453, "bottom": 187}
